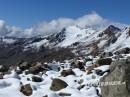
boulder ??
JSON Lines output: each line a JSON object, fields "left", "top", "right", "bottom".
{"left": 101, "top": 58, "right": 130, "bottom": 97}
{"left": 95, "top": 69, "right": 104, "bottom": 76}
{"left": 70, "top": 60, "right": 85, "bottom": 70}
{"left": 86, "top": 64, "right": 99, "bottom": 74}
{"left": 115, "top": 47, "right": 130, "bottom": 54}
{"left": 50, "top": 78, "right": 68, "bottom": 91}
{"left": 20, "top": 84, "right": 33, "bottom": 96}
{"left": 0, "top": 65, "right": 9, "bottom": 72}
{"left": 15, "top": 69, "right": 22, "bottom": 74}
{"left": 32, "top": 76, "right": 43, "bottom": 82}
{"left": 100, "top": 52, "right": 113, "bottom": 58}
{"left": 61, "top": 69, "right": 75, "bottom": 77}
{"left": 0, "top": 73, "right": 3, "bottom": 79}
{"left": 76, "top": 61, "right": 85, "bottom": 70}
{"left": 19, "top": 62, "right": 30, "bottom": 71}
{"left": 58, "top": 92, "right": 71, "bottom": 96}
{"left": 29, "top": 64, "right": 46, "bottom": 74}
{"left": 97, "top": 58, "right": 112, "bottom": 66}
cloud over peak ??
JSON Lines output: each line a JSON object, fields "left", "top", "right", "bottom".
{"left": 0, "top": 12, "right": 125, "bottom": 38}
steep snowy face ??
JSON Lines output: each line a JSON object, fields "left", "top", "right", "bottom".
{"left": 55, "top": 25, "right": 97, "bottom": 47}
{"left": 106, "top": 27, "right": 130, "bottom": 51}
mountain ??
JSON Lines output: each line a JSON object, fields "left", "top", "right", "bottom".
{"left": 0, "top": 24, "right": 130, "bottom": 65}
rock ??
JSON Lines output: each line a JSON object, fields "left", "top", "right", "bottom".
{"left": 115, "top": 47, "right": 130, "bottom": 54}
{"left": 0, "top": 65, "right": 9, "bottom": 72}
{"left": 92, "top": 74, "right": 96, "bottom": 79}
{"left": 19, "top": 62, "right": 30, "bottom": 71}
{"left": 58, "top": 92, "right": 71, "bottom": 96}
{"left": 29, "top": 64, "right": 46, "bottom": 74}
{"left": 77, "top": 85, "right": 85, "bottom": 90}
{"left": 20, "top": 84, "right": 33, "bottom": 96}
{"left": 100, "top": 52, "right": 113, "bottom": 58}
{"left": 97, "top": 58, "right": 112, "bottom": 66}
{"left": 78, "top": 79, "right": 84, "bottom": 84}
{"left": 87, "top": 70, "right": 93, "bottom": 74}
{"left": 50, "top": 78, "right": 68, "bottom": 91}
{"left": 15, "top": 69, "right": 22, "bottom": 74}
{"left": 25, "top": 70, "right": 30, "bottom": 75}
{"left": 101, "top": 58, "right": 130, "bottom": 97}
{"left": 95, "top": 69, "right": 104, "bottom": 76}
{"left": 70, "top": 59, "right": 85, "bottom": 70}
{"left": 43, "top": 95, "right": 48, "bottom": 97}
{"left": 61, "top": 69, "right": 75, "bottom": 77}
{"left": 32, "top": 76, "right": 43, "bottom": 82}
{"left": 86, "top": 64, "right": 99, "bottom": 74}
{"left": 76, "top": 61, "right": 85, "bottom": 70}
{"left": 48, "top": 93, "right": 59, "bottom": 97}
{"left": 0, "top": 73, "right": 3, "bottom": 79}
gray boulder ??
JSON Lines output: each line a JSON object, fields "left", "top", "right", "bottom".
{"left": 20, "top": 84, "right": 33, "bottom": 96}
{"left": 50, "top": 78, "right": 68, "bottom": 91}
{"left": 101, "top": 58, "right": 130, "bottom": 97}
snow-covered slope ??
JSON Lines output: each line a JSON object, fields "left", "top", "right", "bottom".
{"left": 0, "top": 58, "right": 110, "bottom": 97}
{"left": 0, "top": 24, "right": 130, "bottom": 65}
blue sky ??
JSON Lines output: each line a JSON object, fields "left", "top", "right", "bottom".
{"left": 0, "top": 0, "right": 129, "bottom": 28}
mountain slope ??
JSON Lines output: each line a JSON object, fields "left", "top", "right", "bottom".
{"left": 0, "top": 24, "right": 130, "bottom": 65}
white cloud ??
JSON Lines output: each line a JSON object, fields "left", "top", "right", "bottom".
{"left": 0, "top": 12, "right": 126, "bottom": 38}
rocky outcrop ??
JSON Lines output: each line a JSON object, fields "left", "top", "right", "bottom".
{"left": 101, "top": 58, "right": 130, "bottom": 97}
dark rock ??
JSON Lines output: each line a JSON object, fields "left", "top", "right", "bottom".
{"left": 27, "top": 78, "right": 30, "bottom": 81}
{"left": 19, "top": 62, "right": 30, "bottom": 71}
{"left": 32, "top": 76, "right": 43, "bottom": 82}
{"left": 25, "top": 70, "right": 30, "bottom": 75}
{"left": 87, "top": 70, "right": 93, "bottom": 74}
{"left": 97, "top": 58, "right": 112, "bottom": 66}
{"left": 100, "top": 52, "right": 113, "bottom": 58}
{"left": 77, "top": 85, "right": 85, "bottom": 90}
{"left": 58, "top": 92, "right": 71, "bottom": 96}
{"left": 29, "top": 64, "right": 46, "bottom": 74}
{"left": 0, "top": 73, "right": 3, "bottom": 79}
{"left": 95, "top": 69, "right": 103, "bottom": 76}
{"left": 20, "top": 84, "right": 33, "bottom": 96}
{"left": 61, "top": 69, "right": 75, "bottom": 77}
{"left": 78, "top": 79, "right": 84, "bottom": 84}
{"left": 0, "top": 65, "right": 9, "bottom": 72}
{"left": 115, "top": 47, "right": 130, "bottom": 54}
{"left": 86, "top": 64, "right": 99, "bottom": 74}
{"left": 50, "top": 78, "right": 68, "bottom": 91}
{"left": 71, "top": 60, "right": 85, "bottom": 70}
{"left": 15, "top": 69, "right": 22, "bottom": 74}
{"left": 103, "top": 25, "right": 121, "bottom": 36}
{"left": 43, "top": 95, "right": 48, "bottom": 97}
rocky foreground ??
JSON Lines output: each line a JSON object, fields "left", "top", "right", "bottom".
{"left": 0, "top": 53, "right": 130, "bottom": 97}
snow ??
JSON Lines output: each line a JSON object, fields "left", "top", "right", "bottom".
{"left": 2, "top": 38, "right": 16, "bottom": 44}
{"left": 0, "top": 61, "right": 110, "bottom": 97}
{"left": 58, "top": 25, "right": 97, "bottom": 47}
{"left": 106, "top": 27, "right": 130, "bottom": 51}
{"left": 94, "top": 65, "right": 109, "bottom": 72}
{"left": 24, "top": 39, "right": 48, "bottom": 50}
{"left": 98, "top": 39, "right": 107, "bottom": 48}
